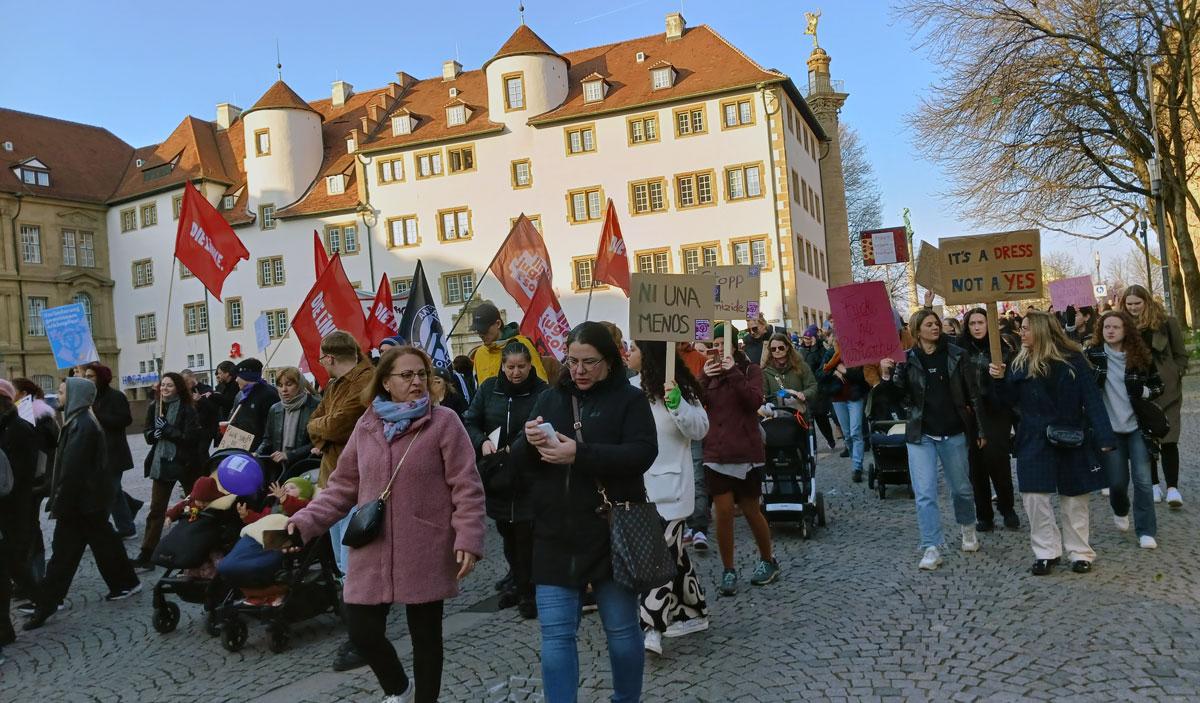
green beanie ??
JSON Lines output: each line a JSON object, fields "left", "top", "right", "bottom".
{"left": 284, "top": 476, "right": 315, "bottom": 501}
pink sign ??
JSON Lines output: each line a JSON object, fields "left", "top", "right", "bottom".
{"left": 827, "top": 281, "right": 905, "bottom": 368}
{"left": 1047, "top": 275, "right": 1095, "bottom": 310}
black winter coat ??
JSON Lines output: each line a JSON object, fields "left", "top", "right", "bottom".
{"left": 0, "top": 408, "right": 37, "bottom": 502}
{"left": 884, "top": 342, "right": 986, "bottom": 445}
{"left": 957, "top": 335, "right": 1016, "bottom": 447}
{"left": 142, "top": 402, "right": 206, "bottom": 484}
{"left": 212, "top": 380, "right": 238, "bottom": 420}
{"left": 92, "top": 385, "right": 134, "bottom": 473}
{"left": 462, "top": 374, "right": 548, "bottom": 522}
{"left": 191, "top": 382, "right": 222, "bottom": 448}
{"left": 229, "top": 382, "right": 280, "bottom": 447}
{"left": 512, "top": 372, "right": 657, "bottom": 588}
{"left": 254, "top": 394, "right": 321, "bottom": 464}
{"left": 48, "top": 411, "right": 112, "bottom": 518}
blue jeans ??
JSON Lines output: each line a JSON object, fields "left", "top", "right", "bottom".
{"left": 1104, "top": 431, "right": 1156, "bottom": 538}
{"left": 906, "top": 433, "right": 976, "bottom": 549}
{"left": 328, "top": 506, "right": 359, "bottom": 577}
{"left": 686, "top": 440, "right": 709, "bottom": 533}
{"left": 537, "top": 579, "right": 643, "bottom": 703}
{"left": 832, "top": 399, "right": 865, "bottom": 470}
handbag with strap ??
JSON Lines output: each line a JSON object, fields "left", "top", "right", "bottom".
{"left": 341, "top": 427, "right": 423, "bottom": 548}
{"left": 570, "top": 397, "right": 675, "bottom": 594}
{"left": 1037, "top": 372, "right": 1086, "bottom": 449}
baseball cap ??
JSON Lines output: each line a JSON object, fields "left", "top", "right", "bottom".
{"left": 470, "top": 303, "right": 502, "bottom": 334}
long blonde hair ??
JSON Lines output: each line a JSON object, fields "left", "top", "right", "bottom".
{"left": 1011, "top": 310, "right": 1081, "bottom": 378}
{"left": 1118, "top": 284, "right": 1166, "bottom": 332}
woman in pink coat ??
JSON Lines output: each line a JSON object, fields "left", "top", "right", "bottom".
{"left": 287, "top": 346, "right": 486, "bottom": 703}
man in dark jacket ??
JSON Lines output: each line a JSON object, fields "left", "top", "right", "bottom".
{"left": 211, "top": 360, "right": 238, "bottom": 421}
{"left": 84, "top": 363, "right": 141, "bottom": 538}
{"left": 183, "top": 368, "right": 221, "bottom": 448}
{"left": 228, "top": 358, "right": 279, "bottom": 448}
{"left": 0, "top": 379, "right": 37, "bottom": 645}
{"left": 24, "top": 377, "right": 141, "bottom": 630}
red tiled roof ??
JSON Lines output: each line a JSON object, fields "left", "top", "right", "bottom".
{"left": 109, "top": 116, "right": 236, "bottom": 204}
{"left": 483, "top": 25, "right": 564, "bottom": 69}
{"left": 354, "top": 68, "right": 505, "bottom": 154}
{"left": 245, "top": 80, "right": 321, "bottom": 116}
{"left": 0, "top": 108, "right": 134, "bottom": 203}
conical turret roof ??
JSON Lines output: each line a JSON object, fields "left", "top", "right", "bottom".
{"left": 483, "top": 25, "right": 566, "bottom": 69}
{"left": 244, "top": 80, "right": 321, "bottom": 116}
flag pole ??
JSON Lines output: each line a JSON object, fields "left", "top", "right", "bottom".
{"left": 204, "top": 290, "right": 216, "bottom": 386}
{"left": 444, "top": 242, "right": 508, "bottom": 338}
{"left": 158, "top": 257, "right": 179, "bottom": 417}
{"left": 584, "top": 281, "right": 596, "bottom": 321}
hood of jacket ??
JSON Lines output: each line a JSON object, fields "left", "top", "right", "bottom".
{"left": 64, "top": 377, "right": 96, "bottom": 421}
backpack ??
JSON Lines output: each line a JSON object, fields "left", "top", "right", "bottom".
{"left": 0, "top": 447, "right": 12, "bottom": 498}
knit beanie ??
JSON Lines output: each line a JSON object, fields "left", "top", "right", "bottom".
{"left": 190, "top": 476, "right": 224, "bottom": 503}
{"left": 284, "top": 476, "right": 315, "bottom": 501}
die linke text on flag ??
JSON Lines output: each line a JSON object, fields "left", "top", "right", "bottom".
{"left": 366, "top": 273, "right": 399, "bottom": 350}
{"left": 314, "top": 230, "right": 330, "bottom": 278}
{"left": 489, "top": 213, "right": 552, "bottom": 311}
{"left": 174, "top": 181, "right": 249, "bottom": 301}
{"left": 291, "top": 253, "right": 369, "bottom": 386}
{"left": 592, "top": 198, "right": 630, "bottom": 296}
{"left": 520, "top": 273, "right": 570, "bottom": 361}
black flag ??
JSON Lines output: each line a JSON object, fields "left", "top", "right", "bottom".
{"left": 395, "top": 260, "right": 452, "bottom": 369}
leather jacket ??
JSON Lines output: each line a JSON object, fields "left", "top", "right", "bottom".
{"left": 884, "top": 341, "right": 986, "bottom": 444}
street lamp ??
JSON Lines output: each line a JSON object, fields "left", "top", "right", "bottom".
{"left": 1094, "top": 251, "right": 1101, "bottom": 281}
{"left": 358, "top": 204, "right": 379, "bottom": 283}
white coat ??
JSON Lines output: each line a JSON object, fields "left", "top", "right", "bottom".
{"left": 630, "top": 375, "right": 710, "bottom": 521}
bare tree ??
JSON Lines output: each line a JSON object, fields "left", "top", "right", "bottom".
{"left": 842, "top": 124, "right": 910, "bottom": 307}
{"left": 1105, "top": 247, "right": 1156, "bottom": 293}
{"left": 1042, "top": 251, "right": 1088, "bottom": 283}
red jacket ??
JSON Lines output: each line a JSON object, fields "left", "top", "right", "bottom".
{"left": 701, "top": 358, "right": 766, "bottom": 465}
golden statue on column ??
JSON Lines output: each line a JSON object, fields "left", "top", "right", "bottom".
{"left": 804, "top": 10, "right": 821, "bottom": 49}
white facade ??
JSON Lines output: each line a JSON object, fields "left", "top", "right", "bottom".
{"left": 241, "top": 105, "right": 323, "bottom": 213}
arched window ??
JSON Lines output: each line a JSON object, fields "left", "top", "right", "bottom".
{"left": 74, "top": 292, "right": 93, "bottom": 329}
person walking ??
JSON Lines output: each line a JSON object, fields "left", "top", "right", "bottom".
{"left": 703, "top": 323, "right": 781, "bottom": 597}
{"left": 1084, "top": 310, "right": 1164, "bottom": 549}
{"left": 761, "top": 332, "right": 818, "bottom": 412}
{"left": 6, "top": 379, "right": 55, "bottom": 600}
{"left": 742, "top": 312, "right": 779, "bottom": 366}
{"left": 956, "top": 309, "right": 1020, "bottom": 531}
{"left": 227, "top": 359, "right": 280, "bottom": 449}
{"left": 820, "top": 329, "right": 870, "bottom": 480}
{"left": 83, "top": 364, "right": 140, "bottom": 539}
{"left": 211, "top": 360, "right": 239, "bottom": 425}
{"left": 461, "top": 341, "right": 548, "bottom": 619}
{"left": 676, "top": 341, "right": 712, "bottom": 551}
{"left": 182, "top": 369, "right": 221, "bottom": 452}
{"left": 513, "top": 321, "right": 656, "bottom": 703}
{"left": 23, "top": 378, "right": 141, "bottom": 630}
{"left": 1118, "top": 285, "right": 1188, "bottom": 506}
{"left": 254, "top": 367, "right": 320, "bottom": 482}
{"left": 799, "top": 326, "right": 838, "bottom": 451}
{"left": 879, "top": 309, "right": 986, "bottom": 571}
{"left": 989, "top": 310, "right": 1116, "bottom": 575}
{"left": 468, "top": 302, "right": 546, "bottom": 385}
{"left": 0, "top": 379, "right": 37, "bottom": 639}
{"left": 286, "top": 346, "right": 486, "bottom": 703}
{"left": 132, "top": 372, "right": 205, "bottom": 571}
{"left": 626, "top": 339, "right": 711, "bottom": 657}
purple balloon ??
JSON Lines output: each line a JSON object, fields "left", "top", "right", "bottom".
{"left": 217, "top": 453, "right": 263, "bottom": 496}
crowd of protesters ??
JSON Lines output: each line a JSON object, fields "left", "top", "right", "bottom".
{"left": 0, "top": 287, "right": 1192, "bottom": 701}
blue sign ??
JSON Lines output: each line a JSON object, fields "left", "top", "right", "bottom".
{"left": 121, "top": 372, "right": 160, "bottom": 387}
{"left": 254, "top": 313, "right": 271, "bottom": 353}
{"left": 42, "top": 303, "right": 99, "bottom": 369}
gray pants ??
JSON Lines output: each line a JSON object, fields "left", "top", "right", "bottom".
{"left": 685, "top": 440, "right": 710, "bottom": 534}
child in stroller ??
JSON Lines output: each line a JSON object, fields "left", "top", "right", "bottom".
{"left": 218, "top": 476, "right": 314, "bottom": 606}
{"left": 758, "top": 400, "right": 827, "bottom": 537}
{"left": 865, "top": 382, "right": 911, "bottom": 499}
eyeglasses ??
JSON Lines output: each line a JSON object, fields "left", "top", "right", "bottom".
{"left": 769, "top": 345, "right": 788, "bottom": 352}
{"left": 388, "top": 370, "right": 428, "bottom": 382}
{"left": 565, "top": 357, "right": 604, "bottom": 371}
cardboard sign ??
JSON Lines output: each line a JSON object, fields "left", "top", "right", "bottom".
{"left": 826, "top": 281, "right": 905, "bottom": 368}
{"left": 42, "top": 303, "right": 100, "bottom": 369}
{"left": 1048, "top": 275, "right": 1096, "bottom": 309}
{"left": 939, "top": 229, "right": 1042, "bottom": 304}
{"left": 914, "top": 241, "right": 943, "bottom": 294}
{"left": 699, "top": 265, "right": 762, "bottom": 320}
{"left": 629, "top": 273, "right": 715, "bottom": 342}
{"left": 860, "top": 227, "right": 909, "bottom": 265}
{"left": 218, "top": 425, "right": 255, "bottom": 451}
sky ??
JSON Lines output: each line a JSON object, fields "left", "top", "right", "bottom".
{"left": 1, "top": 0, "right": 1141, "bottom": 273}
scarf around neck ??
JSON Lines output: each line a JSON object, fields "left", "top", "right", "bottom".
{"left": 280, "top": 392, "right": 310, "bottom": 451}
{"left": 235, "top": 381, "right": 260, "bottom": 405}
{"left": 372, "top": 394, "right": 430, "bottom": 442}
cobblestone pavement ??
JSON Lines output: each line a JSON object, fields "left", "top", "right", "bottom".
{"left": 7, "top": 380, "right": 1200, "bottom": 702}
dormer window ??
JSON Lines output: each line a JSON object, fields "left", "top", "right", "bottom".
{"left": 650, "top": 63, "right": 675, "bottom": 90}
{"left": 3, "top": 141, "right": 13, "bottom": 152}
{"left": 391, "top": 114, "right": 414, "bottom": 136}
{"left": 12, "top": 159, "right": 50, "bottom": 187}
{"left": 326, "top": 175, "right": 346, "bottom": 195}
{"left": 582, "top": 73, "right": 608, "bottom": 103}
{"left": 222, "top": 195, "right": 235, "bottom": 210}
{"left": 447, "top": 104, "right": 468, "bottom": 127}
{"left": 345, "top": 137, "right": 357, "bottom": 153}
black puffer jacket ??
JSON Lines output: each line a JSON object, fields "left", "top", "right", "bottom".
{"left": 512, "top": 371, "right": 657, "bottom": 588}
{"left": 883, "top": 340, "right": 986, "bottom": 445}
{"left": 48, "top": 378, "right": 112, "bottom": 518}
{"left": 462, "top": 373, "right": 548, "bottom": 522}
{"left": 92, "top": 385, "right": 134, "bottom": 473}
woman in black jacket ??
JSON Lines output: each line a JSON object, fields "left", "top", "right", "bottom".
{"left": 0, "top": 379, "right": 37, "bottom": 642}
{"left": 957, "top": 309, "right": 1020, "bottom": 531}
{"left": 513, "top": 322, "right": 657, "bottom": 703}
{"left": 23, "top": 377, "right": 141, "bottom": 630}
{"left": 6, "top": 378, "right": 55, "bottom": 601}
{"left": 462, "top": 341, "right": 548, "bottom": 619}
{"left": 254, "top": 366, "right": 320, "bottom": 481}
{"left": 83, "top": 364, "right": 140, "bottom": 538}
{"left": 133, "top": 372, "right": 205, "bottom": 571}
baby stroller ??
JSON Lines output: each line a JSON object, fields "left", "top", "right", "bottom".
{"left": 864, "top": 383, "right": 912, "bottom": 499}
{"left": 760, "top": 406, "right": 826, "bottom": 537}
{"left": 215, "top": 458, "right": 342, "bottom": 653}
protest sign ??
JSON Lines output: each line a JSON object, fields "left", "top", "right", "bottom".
{"left": 914, "top": 241, "right": 943, "bottom": 294}
{"left": 699, "top": 265, "right": 762, "bottom": 319}
{"left": 1047, "top": 275, "right": 1096, "bottom": 310}
{"left": 254, "top": 313, "right": 271, "bottom": 353}
{"left": 826, "top": 281, "right": 904, "bottom": 368}
{"left": 938, "top": 229, "right": 1042, "bottom": 305}
{"left": 629, "top": 273, "right": 715, "bottom": 343}
{"left": 860, "top": 227, "right": 908, "bottom": 266}
{"left": 42, "top": 303, "right": 99, "bottom": 369}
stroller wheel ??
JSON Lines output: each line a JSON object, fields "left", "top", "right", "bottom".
{"left": 867, "top": 464, "right": 876, "bottom": 489}
{"left": 815, "top": 492, "right": 827, "bottom": 527}
{"left": 798, "top": 517, "right": 810, "bottom": 540}
{"left": 877, "top": 481, "right": 887, "bottom": 499}
{"left": 268, "top": 624, "right": 291, "bottom": 653}
{"left": 152, "top": 602, "right": 180, "bottom": 634}
{"left": 221, "top": 618, "right": 248, "bottom": 653}
{"left": 204, "top": 611, "right": 221, "bottom": 638}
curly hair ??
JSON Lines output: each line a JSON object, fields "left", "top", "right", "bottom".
{"left": 1090, "top": 310, "right": 1153, "bottom": 371}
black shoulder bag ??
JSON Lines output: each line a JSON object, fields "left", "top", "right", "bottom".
{"left": 342, "top": 427, "right": 423, "bottom": 548}
{"left": 1039, "top": 371, "right": 1085, "bottom": 449}
{"left": 571, "top": 397, "right": 675, "bottom": 594}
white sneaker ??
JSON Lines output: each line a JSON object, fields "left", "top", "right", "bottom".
{"left": 664, "top": 617, "right": 709, "bottom": 638}
{"left": 382, "top": 684, "right": 414, "bottom": 703}
{"left": 681, "top": 528, "right": 694, "bottom": 546}
{"left": 1167, "top": 487, "right": 1183, "bottom": 508}
{"left": 1101, "top": 488, "right": 1110, "bottom": 496}
{"left": 1139, "top": 535, "right": 1158, "bottom": 549}
{"left": 1153, "top": 485, "right": 1164, "bottom": 503}
{"left": 919, "top": 546, "right": 942, "bottom": 571}
{"left": 691, "top": 531, "right": 709, "bottom": 551}
{"left": 961, "top": 525, "right": 980, "bottom": 552}
{"left": 643, "top": 629, "right": 662, "bottom": 655}
{"left": 1113, "top": 514, "right": 1130, "bottom": 532}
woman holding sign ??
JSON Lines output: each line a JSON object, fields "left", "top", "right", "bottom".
{"left": 988, "top": 311, "right": 1115, "bottom": 575}
{"left": 879, "top": 309, "right": 986, "bottom": 571}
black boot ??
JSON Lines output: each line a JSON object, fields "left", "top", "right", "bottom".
{"left": 332, "top": 639, "right": 367, "bottom": 671}
{"left": 517, "top": 596, "right": 538, "bottom": 619}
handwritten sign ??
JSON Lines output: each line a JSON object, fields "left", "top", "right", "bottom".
{"left": 699, "top": 265, "right": 761, "bottom": 320}
{"left": 42, "top": 303, "right": 99, "bottom": 369}
{"left": 630, "top": 273, "right": 715, "bottom": 342}
{"left": 1047, "top": 275, "right": 1096, "bottom": 310}
{"left": 939, "top": 229, "right": 1042, "bottom": 305}
{"left": 914, "top": 241, "right": 943, "bottom": 294}
{"left": 826, "top": 281, "right": 904, "bottom": 368}
{"left": 860, "top": 227, "right": 908, "bottom": 266}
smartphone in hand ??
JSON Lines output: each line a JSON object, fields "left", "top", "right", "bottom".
{"left": 536, "top": 422, "right": 561, "bottom": 446}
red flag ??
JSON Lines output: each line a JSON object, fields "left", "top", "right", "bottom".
{"left": 520, "top": 273, "right": 570, "bottom": 361}
{"left": 593, "top": 199, "right": 630, "bottom": 296}
{"left": 489, "top": 214, "right": 552, "bottom": 311}
{"left": 173, "top": 181, "right": 249, "bottom": 301}
{"left": 291, "top": 254, "right": 369, "bottom": 386}
{"left": 314, "top": 230, "right": 330, "bottom": 279}
{"left": 365, "top": 273, "right": 399, "bottom": 350}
